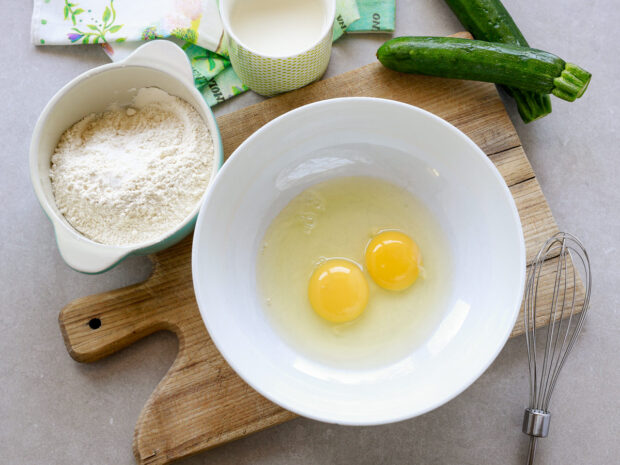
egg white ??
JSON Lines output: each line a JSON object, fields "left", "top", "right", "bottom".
{"left": 257, "top": 176, "right": 453, "bottom": 369}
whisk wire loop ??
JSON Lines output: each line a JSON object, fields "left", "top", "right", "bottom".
{"left": 522, "top": 232, "right": 591, "bottom": 464}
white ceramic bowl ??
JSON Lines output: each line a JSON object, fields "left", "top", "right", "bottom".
{"left": 30, "top": 41, "right": 223, "bottom": 274}
{"left": 192, "top": 98, "right": 525, "bottom": 425}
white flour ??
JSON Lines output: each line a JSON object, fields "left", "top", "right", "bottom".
{"left": 50, "top": 87, "right": 214, "bottom": 246}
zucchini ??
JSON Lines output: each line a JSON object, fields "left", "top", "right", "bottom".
{"left": 377, "top": 37, "right": 591, "bottom": 102}
{"left": 444, "top": 0, "right": 528, "bottom": 46}
{"left": 444, "top": 0, "right": 551, "bottom": 123}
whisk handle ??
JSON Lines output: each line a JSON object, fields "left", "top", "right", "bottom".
{"left": 523, "top": 409, "right": 550, "bottom": 464}
{"left": 526, "top": 437, "right": 538, "bottom": 465}
{"left": 522, "top": 408, "right": 551, "bottom": 437}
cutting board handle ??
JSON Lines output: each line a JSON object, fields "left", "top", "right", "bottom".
{"left": 59, "top": 269, "right": 177, "bottom": 363}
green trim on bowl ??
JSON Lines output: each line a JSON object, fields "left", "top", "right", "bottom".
{"left": 44, "top": 109, "right": 224, "bottom": 274}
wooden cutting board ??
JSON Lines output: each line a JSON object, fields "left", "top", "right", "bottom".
{"left": 59, "top": 42, "right": 584, "bottom": 465}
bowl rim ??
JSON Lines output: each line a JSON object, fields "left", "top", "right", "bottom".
{"left": 218, "top": 0, "right": 337, "bottom": 60}
{"left": 192, "top": 96, "right": 526, "bottom": 425}
{"left": 29, "top": 56, "right": 223, "bottom": 273}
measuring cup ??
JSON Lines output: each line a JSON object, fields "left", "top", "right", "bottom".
{"left": 29, "top": 40, "right": 223, "bottom": 274}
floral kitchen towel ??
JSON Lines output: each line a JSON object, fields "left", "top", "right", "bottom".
{"left": 32, "top": 0, "right": 226, "bottom": 53}
{"left": 32, "top": 0, "right": 395, "bottom": 105}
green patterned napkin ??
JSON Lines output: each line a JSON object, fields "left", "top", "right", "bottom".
{"left": 32, "top": 0, "right": 395, "bottom": 106}
{"left": 347, "top": 0, "right": 395, "bottom": 33}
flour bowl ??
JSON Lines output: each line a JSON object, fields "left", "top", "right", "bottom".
{"left": 192, "top": 97, "right": 525, "bottom": 425}
{"left": 30, "top": 41, "right": 223, "bottom": 274}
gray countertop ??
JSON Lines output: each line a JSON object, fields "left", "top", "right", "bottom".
{"left": 2, "top": 1, "right": 618, "bottom": 464}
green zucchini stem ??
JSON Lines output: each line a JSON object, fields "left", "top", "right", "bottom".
{"left": 505, "top": 87, "right": 552, "bottom": 123}
{"left": 552, "top": 63, "right": 592, "bottom": 102}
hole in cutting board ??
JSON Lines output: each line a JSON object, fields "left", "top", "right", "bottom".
{"left": 88, "top": 318, "right": 101, "bottom": 330}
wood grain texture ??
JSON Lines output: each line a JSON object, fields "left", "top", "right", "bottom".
{"left": 59, "top": 54, "right": 583, "bottom": 464}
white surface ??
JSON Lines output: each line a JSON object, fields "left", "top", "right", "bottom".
{"left": 227, "top": 0, "right": 327, "bottom": 56}
{"left": 192, "top": 98, "right": 525, "bottom": 425}
{"left": 2, "top": 1, "right": 619, "bottom": 464}
{"left": 220, "top": 0, "right": 335, "bottom": 57}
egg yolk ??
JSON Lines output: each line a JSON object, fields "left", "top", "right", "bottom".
{"left": 365, "top": 231, "right": 422, "bottom": 291}
{"left": 308, "top": 259, "right": 369, "bottom": 323}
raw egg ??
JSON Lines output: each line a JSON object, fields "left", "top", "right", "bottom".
{"left": 308, "top": 259, "right": 369, "bottom": 323}
{"left": 257, "top": 177, "right": 451, "bottom": 368}
{"left": 365, "top": 231, "right": 422, "bottom": 291}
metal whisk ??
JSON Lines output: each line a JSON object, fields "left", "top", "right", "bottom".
{"left": 522, "top": 232, "right": 591, "bottom": 464}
